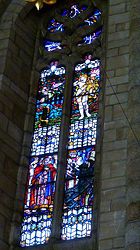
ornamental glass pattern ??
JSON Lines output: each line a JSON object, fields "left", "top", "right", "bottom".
{"left": 20, "top": 62, "right": 65, "bottom": 247}
{"left": 61, "top": 56, "right": 100, "bottom": 240}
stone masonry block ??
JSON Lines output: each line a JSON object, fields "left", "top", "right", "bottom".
{"left": 107, "top": 48, "right": 119, "bottom": 57}
{"left": 102, "top": 177, "right": 126, "bottom": 190}
{"left": 101, "top": 187, "right": 126, "bottom": 202}
{"left": 8, "top": 121, "right": 23, "bottom": 143}
{"left": 127, "top": 182, "right": 140, "bottom": 203}
{"left": 106, "top": 75, "right": 129, "bottom": 86}
{"left": 111, "top": 197, "right": 126, "bottom": 211}
{"left": 99, "top": 218, "right": 125, "bottom": 240}
{"left": 100, "top": 211, "right": 125, "bottom": 223}
{"left": 116, "top": 22, "right": 129, "bottom": 31}
{"left": 0, "top": 174, "right": 16, "bottom": 199}
{"left": 107, "top": 55, "right": 129, "bottom": 70}
{"left": 100, "top": 200, "right": 111, "bottom": 213}
{"left": 105, "top": 85, "right": 117, "bottom": 95}
{"left": 104, "top": 120, "right": 128, "bottom": 131}
{"left": 127, "top": 158, "right": 140, "bottom": 182}
{"left": 127, "top": 243, "right": 140, "bottom": 250}
{"left": 0, "top": 39, "right": 9, "bottom": 50}
{"left": 115, "top": 67, "right": 129, "bottom": 76}
{"left": 127, "top": 201, "right": 140, "bottom": 222}
{"left": 125, "top": 221, "right": 140, "bottom": 247}
{"left": 0, "top": 112, "right": 8, "bottom": 131}
{"left": 111, "top": 160, "right": 126, "bottom": 177}
{"left": 117, "top": 83, "right": 129, "bottom": 93}
{"left": 4, "top": 157, "right": 18, "bottom": 181}
{"left": 0, "top": 56, "right": 6, "bottom": 74}
{"left": 101, "top": 162, "right": 111, "bottom": 179}
{"left": 110, "top": 0, "right": 127, "bottom": 5}
{"left": 108, "top": 24, "right": 116, "bottom": 33}
{"left": 113, "top": 237, "right": 125, "bottom": 248}
{"left": 109, "top": 3, "right": 126, "bottom": 15}
{"left": 103, "top": 140, "right": 127, "bottom": 152}
{"left": 0, "top": 190, "right": 15, "bottom": 210}
{"left": 106, "top": 92, "right": 128, "bottom": 105}
{"left": 0, "top": 29, "right": 11, "bottom": 40}
{"left": 0, "top": 128, "right": 21, "bottom": 154}
{"left": 103, "top": 128, "right": 116, "bottom": 142}
{"left": 116, "top": 127, "right": 128, "bottom": 140}
{"left": 119, "top": 45, "right": 129, "bottom": 55}
{"left": 113, "top": 103, "right": 128, "bottom": 120}
{"left": 0, "top": 137, "right": 19, "bottom": 162}
{"left": 99, "top": 239, "right": 112, "bottom": 250}
{"left": 108, "top": 38, "right": 129, "bottom": 49}
{"left": 108, "top": 30, "right": 129, "bottom": 42}
{"left": 106, "top": 70, "right": 115, "bottom": 78}
{"left": 109, "top": 13, "right": 129, "bottom": 25}
{"left": 129, "top": 86, "right": 140, "bottom": 103}
{"left": 104, "top": 106, "right": 113, "bottom": 122}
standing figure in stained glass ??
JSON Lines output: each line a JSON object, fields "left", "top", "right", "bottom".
{"left": 74, "top": 74, "right": 91, "bottom": 119}
{"left": 29, "top": 156, "right": 57, "bottom": 208}
{"left": 65, "top": 148, "right": 94, "bottom": 208}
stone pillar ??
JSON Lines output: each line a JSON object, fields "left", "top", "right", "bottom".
{"left": 126, "top": 0, "right": 140, "bottom": 249}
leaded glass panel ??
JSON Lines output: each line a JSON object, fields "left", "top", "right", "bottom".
{"left": 61, "top": 4, "right": 87, "bottom": 18}
{"left": 48, "top": 19, "right": 64, "bottom": 33}
{"left": 20, "top": 63, "right": 65, "bottom": 247}
{"left": 21, "top": 0, "right": 103, "bottom": 246}
{"left": 61, "top": 57, "right": 100, "bottom": 240}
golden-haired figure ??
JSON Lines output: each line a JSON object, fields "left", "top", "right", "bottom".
{"left": 74, "top": 74, "right": 92, "bottom": 120}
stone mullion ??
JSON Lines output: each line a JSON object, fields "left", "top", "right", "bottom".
{"left": 51, "top": 59, "right": 73, "bottom": 241}
{"left": 126, "top": 0, "right": 140, "bottom": 249}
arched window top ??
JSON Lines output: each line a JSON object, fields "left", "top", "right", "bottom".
{"left": 40, "top": 0, "right": 103, "bottom": 54}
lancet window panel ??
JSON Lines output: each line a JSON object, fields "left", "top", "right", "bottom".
{"left": 20, "top": 63, "right": 66, "bottom": 247}
{"left": 43, "top": 1, "right": 102, "bottom": 53}
{"left": 61, "top": 57, "right": 100, "bottom": 240}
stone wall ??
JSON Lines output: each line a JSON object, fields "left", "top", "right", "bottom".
{"left": 126, "top": 0, "right": 140, "bottom": 249}
{"left": 98, "top": 0, "right": 130, "bottom": 249}
{"left": 0, "top": 0, "right": 139, "bottom": 250}
{"left": 0, "top": 1, "right": 38, "bottom": 249}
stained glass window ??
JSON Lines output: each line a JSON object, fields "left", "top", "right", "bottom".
{"left": 61, "top": 56, "right": 100, "bottom": 240}
{"left": 48, "top": 19, "right": 64, "bottom": 33}
{"left": 80, "top": 9, "right": 101, "bottom": 27}
{"left": 21, "top": 0, "right": 103, "bottom": 247}
{"left": 61, "top": 4, "right": 87, "bottom": 18}
{"left": 44, "top": 40, "right": 62, "bottom": 52}
{"left": 20, "top": 62, "right": 65, "bottom": 247}
{"left": 78, "top": 28, "right": 102, "bottom": 46}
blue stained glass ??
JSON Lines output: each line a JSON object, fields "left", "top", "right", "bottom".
{"left": 78, "top": 28, "right": 102, "bottom": 46}
{"left": 44, "top": 40, "right": 62, "bottom": 52}
{"left": 48, "top": 19, "right": 64, "bottom": 33}
{"left": 20, "top": 63, "right": 65, "bottom": 247}
{"left": 61, "top": 4, "right": 87, "bottom": 18}
{"left": 62, "top": 57, "right": 100, "bottom": 240}
{"left": 82, "top": 9, "right": 101, "bottom": 26}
